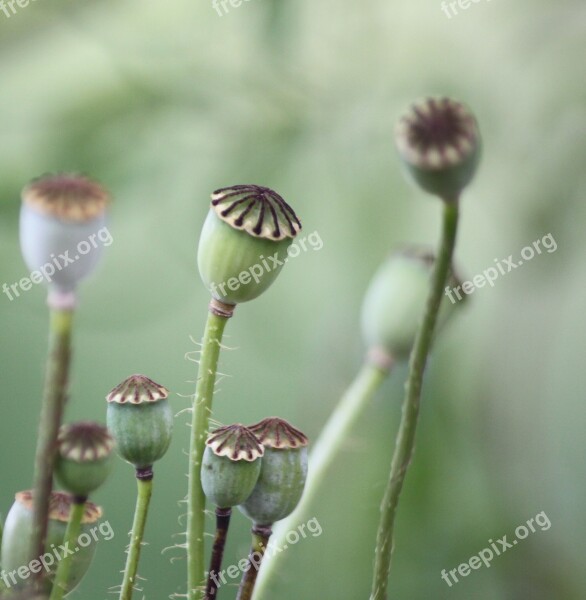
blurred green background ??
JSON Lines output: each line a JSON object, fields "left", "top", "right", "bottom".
{"left": 1, "top": 1, "right": 585, "bottom": 598}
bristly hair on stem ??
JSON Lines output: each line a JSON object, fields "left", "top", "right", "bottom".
{"left": 187, "top": 309, "right": 231, "bottom": 600}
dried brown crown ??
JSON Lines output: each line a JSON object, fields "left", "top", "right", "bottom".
{"left": 211, "top": 184, "right": 302, "bottom": 241}
{"left": 247, "top": 417, "right": 308, "bottom": 450}
{"left": 58, "top": 422, "right": 114, "bottom": 463}
{"left": 22, "top": 173, "right": 109, "bottom": 222}
{"left": 206, "top": 424, "right": 264, "bottom": 462}
{"left": 106, "top": 374, "right": 169, "bottom": 405}
{"left": 16, "top": 490, "right": 102, "bottom": 523}
{"left": 395, "top": 98, "right": 479, "bottom": 171}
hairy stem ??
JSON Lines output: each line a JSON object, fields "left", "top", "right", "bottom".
{"left": 370, "top": 200, "right": 459, "bottom": 600}
{"left": 119, "top": 469, "right": 154, "bottom": 600}
{"left": 254, "top": 361, "right": 391, "bottom": 598}
{"left": 204, "top": 507, "right": 232, "bottom": 600}
{"left": 236, "top": 525, "right": 272, "bottom": 600}
{"left": 31, "top": 308, "right": 74, "bottom": 588}
{"left": 187, "top": 303, "right": 232, "bottom": 600}
{"left": 49, "top": 498, "right": 86, "bottom": 600}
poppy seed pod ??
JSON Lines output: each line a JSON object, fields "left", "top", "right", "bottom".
{"left": 1, "top": 491, "right": 101, "bottom": 595}
{"left": 239, "top": 418, "right": 308, "bottom": 527}
{"left": 106, "top": 375, "right": 173, "bottom": 471}
{"left": 55, "top": 422, "right": 114, "bottom": 498}
{"left": 197, "top": 185, "right": 302, "bottom": 305}
{"left": 201, "top": 424, "right": 264, "bottom": 509}
{"left": 19, "top": 174, "right": 110, "bottom": 306}
{"left": 361, "top": 247, "right": 464, "bottom": 364}
{"left": 395, "top": 98, "right": 480, "bottom": 201}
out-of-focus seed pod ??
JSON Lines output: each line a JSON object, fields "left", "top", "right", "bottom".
{"left": 55, "top": 422, "right": 114, "bottom": 499}
{"left": 361, "top": 247, "right": 464, "bottom": 364}
{"left": 1, "top": 491, "right": 101, "bottom": 595}
{"left": 395, "top": 98, "right": 480, "bottom": 201}
{"left": 19, "top": 173, "right": 110, "bottom": 307}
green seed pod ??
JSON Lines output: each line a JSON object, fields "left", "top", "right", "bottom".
{"left": 361, "top": 247, "right": 464, "bottom": 364}
{"left": 1, "top": 491, "right": 101, "bottom": 595}
{"left": 395, "top": 97, "right": 480, "bottom": 201}
{"left": 106, "top": 374, "right": 173, "bottom": 470}
{"left": 201, "top": 424, "right": 264, "bottom": 509}
{"left": 55, "top": 422, "right": 114, "bottom": 499}
{"left": 19, "top": 173, "right": 110, "bottom": 308}
{"left": 197, "top": 185, "right": 302, "bottom": 305}
{"left": 239, "top": 418, "right": 308, "bottom": 526}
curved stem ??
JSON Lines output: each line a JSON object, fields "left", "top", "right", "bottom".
{"left": 31, "top": 308, "right": 74, "bottom": 588}
{"left": 49, "top": 498, "right": 86, "bottom": 600}
{"left": 254, "top": 361, "right": 390, "bottom": 599}
{"left": 119, "top": 470, "right": 154, "bottom": 600}
{"left": 370, "top": 200, "right": 460, "bottom": 600}
{"left": 204, "top": 507, "right": 232, "bottom": 600}
{"left": 236, "top": 525, "right": 272, "bottom": 600}
{"left": 187, "top": 306, "right": 231, "bottom": 600}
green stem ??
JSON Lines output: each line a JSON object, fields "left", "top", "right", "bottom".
{"left": 236, "top": 525, "right": 272, "bottom": 600}
{"left": 254, "top": 361, "right": 390, "bottom": 599}
{"left": 49, "top": 498, "right": 86, "bottom": 600}
{"left": 370, "top": 200, "right": 460, "bottom": 600}
{"left": 119, "top": 470, "right": 154, "bottom": 600}
{"left": 31, "top": 308, "right": 74, "bottom": 588}
{"left": 187, "top": 304, "right": 231, "bottom": 600}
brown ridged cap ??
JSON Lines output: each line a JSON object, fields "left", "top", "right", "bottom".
{"left": 247, "top": 417, "right": 308, "bottom": 450}
{"left": 210, "top": 184, "right": 302, "bottom": 241}
{"left": 16, "top": 490, "right": 102, "bottom": 524}
{"left": 58, "top": 422, "right": 114, "bottom": 462}
{"left": 206, "top": 424, "right": 264, "bottom": 462}
{"left": 106, "top": 374, "right": 169, "bottom": 405}
{"left": 22, "top": 173, "right": 109, "bottom": 222}
{"left": 395, "top": 97, "right": 479, "bottom": 171}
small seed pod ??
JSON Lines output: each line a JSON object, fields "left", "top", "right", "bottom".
{"left": 197, "top": 185, "right": 302, "bottom": 305}
{"left": 361, "top": 247, "right": 464, "bottom": 365}
{"left": 19, "top": 173, "right": 110, "bottom": 307}
{"left": 239, "top": 418, "right": 308, "bottom": 526}
{"left": 395, "top": 97, "right": 480, "bottom": 201}
{"left": 106, "top": 374, "right": 173, "bottom": 470}
{"left": 201, "top": 424, "right": 264, "bottom": 509}
{"left": 1, "top": 491, "right": 102, "bottom": 594}
{"left": 55, "top": 422, "right": 114, "bottom": 498}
